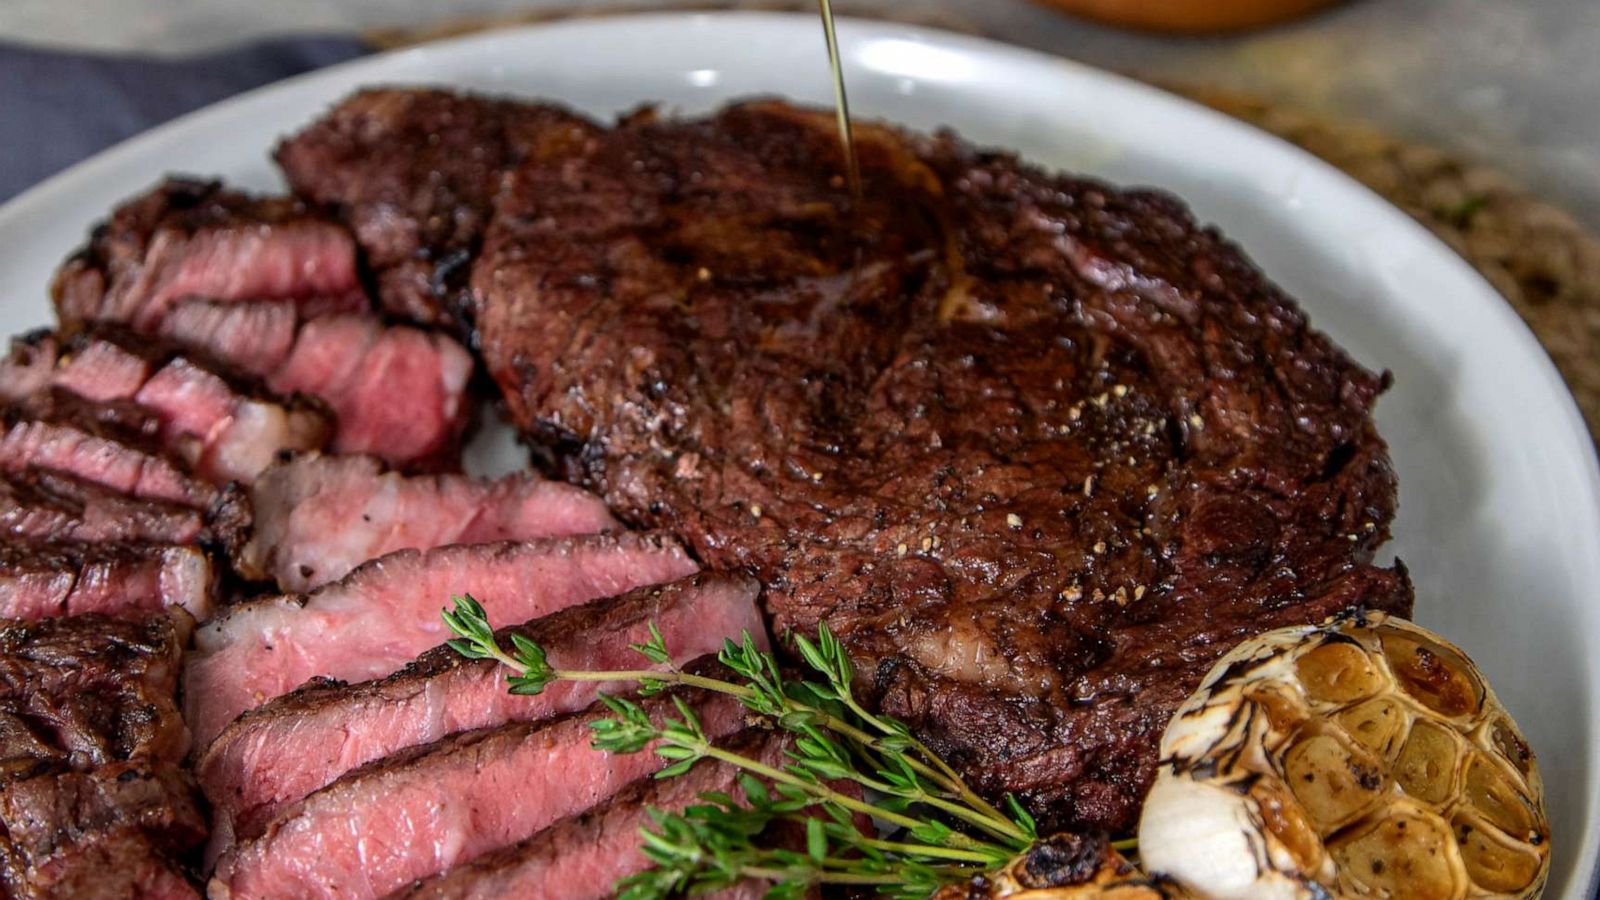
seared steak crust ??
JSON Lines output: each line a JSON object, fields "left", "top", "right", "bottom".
{"left": 472, "top": 99, "right": 1412, "bottom": 831}
{"left": 0, "top": 616, "right": 202, "bottom": 897}
{"left": 276, "top": 88, "right": 600, "bottom": 329}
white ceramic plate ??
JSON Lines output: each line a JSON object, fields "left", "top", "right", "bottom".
{"left": 0, "top": 13, "right": 1594, "bottom": 896}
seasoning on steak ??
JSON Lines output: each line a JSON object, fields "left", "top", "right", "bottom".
{"left": 0, "top": 469, "right": 206, "bottom": 546}
{"left": 52, "top": 177, "right": 367, "bottom": 332}
{"left": 0, "top": 615, "right": 203, "bottom": 897}
{"left": 196, "top": 574, "right": 761, "bottom": 862}
{"left": 210, "top": 670, "right": 747, "bottom": 899}
{"left": 393, "top": 728, "right": 792, "bottom": 900}
{"left": 232, "top": 452, "right": 618, "bottom": 591}
{"left": 185, "top": 532, "right": 697, "bottom": 748}
{"left": 1, "top": 328, "right": 331, "bottom": 485}
{"left": 276, "top": 88, "right": 600, "bottom": 329}
{"left": 0, "top": 540, "right": 212, "bottom": 621}
{"left": 468, "top": 98, "right": 1413, "bottom": 832}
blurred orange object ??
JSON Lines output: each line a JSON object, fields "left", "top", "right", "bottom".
{"left": 1030, "top": 0, "right": 1348, "bottom": 33}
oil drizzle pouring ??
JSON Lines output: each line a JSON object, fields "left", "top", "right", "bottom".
{"left": 817, "top": 0, "right": 862, "bottom": 204}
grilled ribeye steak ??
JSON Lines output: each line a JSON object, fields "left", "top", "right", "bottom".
{"left": 276, "top": 88, "right": 600, "bottom": 329}
{"left": 470, "top": 99, "right": 1412, "bottom": 831}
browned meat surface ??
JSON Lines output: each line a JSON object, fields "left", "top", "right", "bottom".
{"left": 0, "top": 614, "right": 192, "bottom": 772}
{"left": 211, "top": 675, "right": 746, "bottom": 899}
{"left": 276, "top": 88, "right": 600, "bottom": 329}
{"left": 0, "top": 329, "right": 331, "bottom": 485}
{"left": 52, "top": 178, "right": 366, "bottom": 331}
{"left": 0, "top": 541, "right": 212, "bottom": 621}
{"left": 0, "top": 764, "right": 204, "bottom": 900}
{"left": 467, "top": 98, "right": 1413, "bottom": 832}
{"left": 393, "top": 729, "right": 792, "bottom": 900}
{"left": 185, "top": 532, "right": 698, "bottom": 748}
{"left": 196, "top": 574, "right": 761, "bottom": 863}
{"left": 0, "top": 616, "right": 202, "bottom": 897}
{"left": 232, "top": 452, "right": 617, "bottom": 591}
{"left": 0, "top": 470, "right": 207, "bottom": 545}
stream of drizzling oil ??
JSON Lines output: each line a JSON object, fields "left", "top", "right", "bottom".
{"left": 817, "top": 0, "right": 862, "bottom": 204}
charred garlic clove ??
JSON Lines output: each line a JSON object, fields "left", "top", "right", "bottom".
{"left": 933, "top": 833, "right": 1184, "bottom": 899}
{"left": 1138, "top": 612, "right": 1548, "bottom": 900}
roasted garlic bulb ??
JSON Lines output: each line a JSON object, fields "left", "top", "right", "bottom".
{"left": 933, "top": 833, "right": 1182, "bottom": 900}
{"left": 1139, "top": 611, "right": 1548, "bottom": 900}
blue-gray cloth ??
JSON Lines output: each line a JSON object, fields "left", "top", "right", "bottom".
{"left": 0, "top": 36, "right": 370, "bottom": 202}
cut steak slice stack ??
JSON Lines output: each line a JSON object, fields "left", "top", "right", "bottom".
{"left": 230, "top": 452, "right": 618, "bottom": 591}
{"left": 275, "top": 88, "right": 600, "bottom": 330}
{"left": 0, "top": 540, "right": 212, "bottom": 621}
{"left": 185, "top": 532, "right": 697, "bottom": 746}
{"left": 0, "top": 328, "right": 332, "bottom": 485}
{"left": 0, "top": 470, "right": 206, "bottom": 545}
{"left": 394, "top": 728, "right": 793, "bottom": 900}
{"left": 0, "top": 614, "right": 203, "bottom": 897}
{"left": 52, "top": 178, "right": 366, "bottom": 331}
{"left": 197, "top": 575, "right": 761, "bottom": 871}
{"left": 52, "top": 179, "right": 476, "bottom": 471}
{"left": 210, "top": 671, "right": 748, "bottom": 899}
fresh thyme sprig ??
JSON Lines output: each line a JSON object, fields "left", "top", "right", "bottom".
{"left": 442, "top": 594, "right": 1043, "bottom": 897}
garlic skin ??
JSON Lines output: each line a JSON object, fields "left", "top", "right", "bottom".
{"left": 1137, "top": 611, "right": 1549, "bottom": 900}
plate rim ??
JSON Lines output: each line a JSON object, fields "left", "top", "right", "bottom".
{"left": 1, "top": 11, "right": 1595, "bottom": 896}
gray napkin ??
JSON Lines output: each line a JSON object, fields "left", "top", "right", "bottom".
{"left": 0, "top": 36, "right": 370, "bottom": 202}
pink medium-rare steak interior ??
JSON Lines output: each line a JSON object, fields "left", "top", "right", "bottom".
{"left": 395, "top": 729, "right": 792, "bottom": 900}
{"left": 184, "top": 532, "right": 698, "bottom": 748}
{"left": 196, "top": 575, "right": 762, "bottom": 860}
{"left": 1, "top": 329, "right": 332, "bottom": 485}
{"left": 232, "top": 453, "right": 618, "bottom": 592}
{"left": 0, "top": 470, "right": 207, "bottom": 545}
{"left": 264, "top": 314, "right": 474, "bottom": 468}
{"left": 0, "top": 540, "right": 212, "bottom": 621}
{"left": 52, "top": 178, "right": 367, "bottom": 332}
{"left": 0, "top": 416, "right": 215, "bottom": 509}
{"left": 210, "top": 684, "right": 747, "bottom": 899}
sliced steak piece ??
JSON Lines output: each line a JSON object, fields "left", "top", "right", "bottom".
{"left": 0, "top": 332, "right": 64, "bottom": 400}
{"left": 0, "top": 762, "right": 205, "bottom": 900}
{"left": 52, "top": 177, "right": 367, "bottom": 331}
{"left": 197, "top": 574, "right": 761, "bottom": 860}
{"left": 276, "top": 88, "right": 600, "bottom": 328}
{"left": 0, "top": 412, "right": 214, "bottom": 510}
{"left": 158, "top": 299, "right": 298, "bottom": 375}
{"left": 185, "top": 532, "right": 696, "bottom": 748}
{"left": 154, "top": 300, "right": 473, "bottom": 470}
{"left": 265, "top": 315, "right": 473, "bottom": 468}
{"left": 0, "top": 470, "right": 206, "bottom": 545}
{"left": 0, "top": 613, "right": 192, "bottom": 770}
{"left": 0, "top": 541, "right": 212, "bottom": 621}
{"left": 472, "top": 98, "right": 1412, "bottom": 831}
{"left": 212, "top": 677, "right": 745, "bottom": 900}
{"left": 3, "top": 328, "right": 332, "bottom": 485}
{"left": 394, "top": 729, "right": 790, "bottom": 900}
{"left": 235, "top": 453, "right": 618, "bottom": 591}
